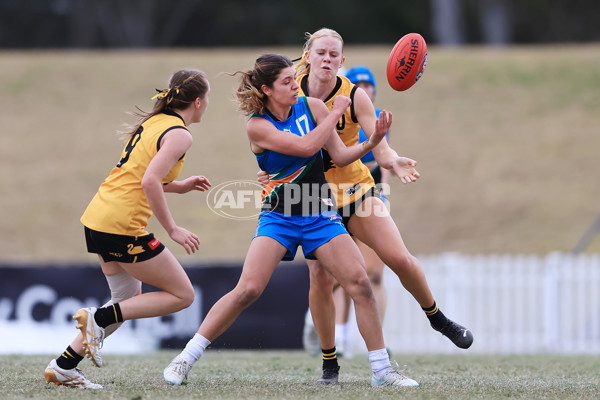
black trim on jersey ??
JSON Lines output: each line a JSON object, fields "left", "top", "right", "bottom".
{"left": 322, "top": 148, "right": 335, "bottom": 172}
{"left": 156, "top": 126, "right": 188, "bottom": 159}
{"left": 301, "top": 75, "right": 354, "bottom": 123}
{"left": 300, "top": 75, "right": 343, "bottom": 105}
{"left": 300, "top": 75, "right": 310, "bottom": 96}
{"left": 164, "top": 109, "right": 186, "bottom": 124}
{"left": 324, "top": 77, "right": 343, "bottom": 103}
{"left": 159, "top": 110, "right": 187, "bottom": 158}
{"left": 349, "top": 86, "right": 358, "bottom": 123}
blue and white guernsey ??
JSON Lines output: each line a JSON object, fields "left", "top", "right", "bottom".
{"left": 252, "top": 96, "right": 335, "bottom": 216}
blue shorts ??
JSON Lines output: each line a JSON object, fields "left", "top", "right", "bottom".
{"left": 253, "top": 211, "right": 347, "bottom": 261}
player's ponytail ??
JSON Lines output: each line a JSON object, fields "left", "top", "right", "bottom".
{"left": 233, "top": 54, "right": 293, "bottom": 116}
{"left": 123, "top": 69, "right": 208, "bottom": 138}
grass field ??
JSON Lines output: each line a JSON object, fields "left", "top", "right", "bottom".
{"left": 2, "top": 350, "right": 599, "bottom": 399}
{"left": 2, "top": 46, "right": 599, "bottom": 400}
{"left": 1, "top": 45, "right": 600, "bottom": 263}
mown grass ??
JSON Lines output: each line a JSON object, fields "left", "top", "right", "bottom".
{"left": 2, "top": 351, "right": 599, "bottom": 400}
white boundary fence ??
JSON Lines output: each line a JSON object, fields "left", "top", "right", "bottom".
{"left": 344, "top": 252, "right": 600, "bottom": 355}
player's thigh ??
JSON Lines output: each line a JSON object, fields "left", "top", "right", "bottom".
{"left": 99, "top": 256, "right": 127, "bottom": 277}
{"left": 111, "top": 247, "right": 192, "bottom": 295}
{"left": 237, "top": 235, "right": 288, "bottom": 291}
{"left": 348, "top": 196, "right": 412, "bottom": 265}
{"left": 313, "top": 234, "right": 367, "bottom": 287}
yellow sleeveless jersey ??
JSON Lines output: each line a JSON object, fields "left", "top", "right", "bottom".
{"left": 298, "top": 74, "right": 375, "bottom": 208}
{"left": 81, "top": 110, "right": 188, "bottom": 236}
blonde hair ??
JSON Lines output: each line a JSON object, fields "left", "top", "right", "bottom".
{"left": 234, "top": 54, "right": 293, "bottom": 116}
{"left": 295, "top": 28, "right": 344, "bottom": 76}
{"left": 125, "top": 69, "right": 209, "bottom": 137}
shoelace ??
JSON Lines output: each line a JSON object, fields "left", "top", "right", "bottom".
{"left": 90, "top": 328, "right": 105, "bottom": 350}
{"left": 171, "top": 359, "right": 190, "bottom": 377}
{"left": 386, "top": 361, "right": 411, "bottom": 383}
{"left": 73, "top": 367, "right": 90, "bottom": 383}
{"left": 72, "top": 368, "right": 99, "bottom": 387}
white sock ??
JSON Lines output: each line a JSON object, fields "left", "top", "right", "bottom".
{"left": 368, "top": 348, "right": 391, "bottom": 378}
{"left": 335, "top": 323, "right": 347, "bottom": 346}
{"left": 181, "top": 333, "right": 211, "bottom": 365}
{"left": 305, "top": 308, "right": 314, "bottom": 327}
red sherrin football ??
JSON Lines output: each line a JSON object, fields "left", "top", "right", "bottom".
{"left": 386, "top": 33, "right": 428, "bottom": 91}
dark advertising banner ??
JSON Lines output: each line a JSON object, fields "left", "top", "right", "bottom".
{"left": 0, "top": 262, "right": 310, "bottom": 353}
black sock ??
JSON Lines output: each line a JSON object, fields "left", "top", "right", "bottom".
{"left": 322, "top": 347, "right": 339, "bottom": 371}
{"left": 93, "top": 303, "right": 123, "bottom": 328}
{"left": 56, "top": 346, "right": 84, "bottom": 370}
{"left": 423, "top": 301, "right": 448, "bottom": 330}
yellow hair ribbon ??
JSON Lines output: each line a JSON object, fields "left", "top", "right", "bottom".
{"left": 151, "top": 88, "right": 180, "bottom": 103}
{"left": 151, "top": 88, "right": 169, "bottom": 101}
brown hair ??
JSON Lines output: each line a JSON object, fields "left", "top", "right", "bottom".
{"left": 126, "top": 68, "right": 209, "bottom": 137}
{"left": 295, "top": 28, "right": 344, "bottom": 76}
{"left": 233, "top": 54, "right": 293, "bottom": 116}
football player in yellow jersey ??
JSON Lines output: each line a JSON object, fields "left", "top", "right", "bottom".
{"left": 330, "top": 65, "right": 392, "bottom": 358}
{"left": 44, "top": 69, "right": 212, "bottom": 389}
{"left": 290, "top": 28, "right": 473, "bottom": 384}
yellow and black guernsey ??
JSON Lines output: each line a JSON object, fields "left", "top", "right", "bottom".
{"left": 297, "top": 74, "right": 375, "bottom": 209}
{"left": 81, "top": 110, "right": 187, "bottom": 237}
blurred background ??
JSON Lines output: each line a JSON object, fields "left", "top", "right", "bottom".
{"left": 1, "top": 0, "right": 599, "bottom": 355}
{"left": 2, "top": 0, "right": 600, "bottom": 48}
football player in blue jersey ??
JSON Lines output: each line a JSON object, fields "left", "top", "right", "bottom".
{"left": 164, "top": 54, "right": 418, "bottom": 388}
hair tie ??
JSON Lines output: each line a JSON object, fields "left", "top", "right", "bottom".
{"left": 151, "top": 88, "right": 169, "bottom": 101}
{"left": 294, "top": 52, "right": 307, "bottom": 71}
{"left": 151, "top": 87, "right": 180, "bottom": 104}
{"left": 166, "top": 87, "right": 180, "bottom": 105}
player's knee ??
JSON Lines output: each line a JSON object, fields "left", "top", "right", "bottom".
{"left": 368, "top": 269, "right": 383, "bottom": 286}
{"left": 346, "top": 274, "right": 373, "bottom": 301}
{"left": 178, "top": 285, "right": 195, "bottom": 309}
{"left": 103, "top": 272, "right": 142, "bottom": 306}
{"left": 236, "top": 284, "right": 263, "bottom": 307}
{"left": 356, "top": 274, "right": 373, "bottom": 295}
{"left": 390, "top": 253, "right": 419, "bottom": 274}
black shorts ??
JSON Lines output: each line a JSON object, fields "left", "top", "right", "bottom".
{"left": 370, "top": 166, "right": 382, "bottom": 185}
{"left": 84, "top": 226, "right": 165, "bottom": 263}
{"left": 337, "top": 186, "right": 382, "bottom": 232}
